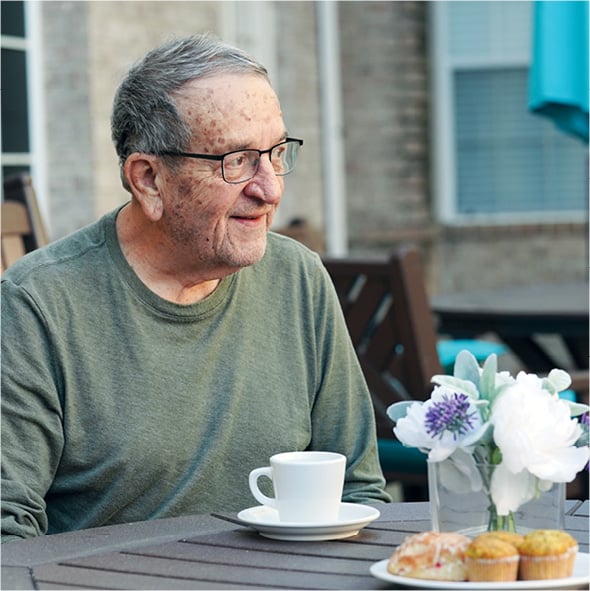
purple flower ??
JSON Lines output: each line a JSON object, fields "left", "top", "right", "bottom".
{"left": 391, "top": 385, "right": 487, "bottom": 462}
{"left": 425, "top": 392, "right": 478, "bottom": 440}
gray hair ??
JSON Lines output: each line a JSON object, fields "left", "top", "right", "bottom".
{"left": 111, "top": 33, "right": 269, "bottom": 191}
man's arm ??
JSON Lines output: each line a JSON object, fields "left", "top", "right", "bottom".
{"left": 308, "top": 264, "right": 391, "bottom": 504}
{"left": 1, "top": 279, "right": 63, "bottom": 541}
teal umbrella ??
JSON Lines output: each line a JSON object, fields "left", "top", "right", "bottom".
{"left": 529, "top": 0, "right": 589, "bottom": 143}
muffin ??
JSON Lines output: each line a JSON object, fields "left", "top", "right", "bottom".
{"left": 518, "top": 529, "right": 578, "bottom": 580}
{"left": 465, "top": 534, "right": 519, "bottom": 582}
{"left": 387, "top": 531, "right": 471, "bottom": 581}
{"left": 483, "top": 531, "right": 524, "bottom": 550}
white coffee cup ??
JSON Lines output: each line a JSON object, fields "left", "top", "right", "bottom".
{"left": 248, "top": 451, "right": 346, "bottom": 523}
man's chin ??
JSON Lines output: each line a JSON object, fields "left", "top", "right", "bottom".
{"left": 222, "top": 236, "right": 267, "bottom": 269}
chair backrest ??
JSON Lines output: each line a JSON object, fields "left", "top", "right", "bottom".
{"left": 322, "top": 245, "right": 442, "bottom": 440}
{"left": 2, "top": 201, "right": 30, "bottom": 272}
{"left": 2, "top": 173, "right": 48, "bottom": 272}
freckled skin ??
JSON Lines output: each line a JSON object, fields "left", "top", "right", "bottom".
{"left": 118, "top": 74, "right": 287, "bottom": 304}
{"left": 167, "top": 75, "right": 285, "bottom": 266}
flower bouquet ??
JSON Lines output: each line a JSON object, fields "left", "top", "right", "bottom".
{"left": 387, "top": 350, "right": 589, "bottom": 533}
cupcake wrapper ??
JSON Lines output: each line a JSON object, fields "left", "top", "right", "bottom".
{"left": 466, "top": 555, "right": 519, "bottom": 582}
{"left": 519, "top": 546, "right": 578, "bottom": 580}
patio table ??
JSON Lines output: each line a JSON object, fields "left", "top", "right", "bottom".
{"left": 3, "top": 500, "right": 588, "bottom": 590}
{"left": 431, "top": 281, "right": 589, "bottom": 373}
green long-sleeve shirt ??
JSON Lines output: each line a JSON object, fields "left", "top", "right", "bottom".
{"left": 1, "top": 206, "right": 389, "bottom": 541}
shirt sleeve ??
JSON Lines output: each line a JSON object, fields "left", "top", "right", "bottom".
{"left": 308, "top": 263, "right": 391, "bottom": 504}
{"left": 1, "top": 279, "right": 63, "bottom": 541}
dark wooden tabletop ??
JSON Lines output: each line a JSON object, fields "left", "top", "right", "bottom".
{"left": 3, "top": 500, "right": 588, "bottom": 590}
{"left": 431, "top": 281, "right": 589, "bottom": 373}
{"left": 431, "top": 282, "right": 588, "bottom": 333}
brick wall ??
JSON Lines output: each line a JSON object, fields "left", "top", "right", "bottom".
{"left": 42, "top": 1, "right": 95, "bottom": 240}
{"left": 339, "top": 1, "right": 432, "bottom": 251}
{"left": 273, "top": 2, "right": 323, "bottom": 231}
{"left": 435, "top": 223, "right": 588, "bottom": 293}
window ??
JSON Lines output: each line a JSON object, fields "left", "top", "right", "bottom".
{"left": 430, "top": 1, "right": 587, "bottom": 223}
{"left": 1, "top": 0, "right": 31, "bottom": 183}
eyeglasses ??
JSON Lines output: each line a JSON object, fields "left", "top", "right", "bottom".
{"left": 159, "top": 138, "right": 303, "bottom": 184}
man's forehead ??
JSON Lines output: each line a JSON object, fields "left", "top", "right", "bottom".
{"left": 175, "top": 74, "right": 278, "bottom": 105}
{"left": 173, "top": 74, "right": 284, "bottom": 149}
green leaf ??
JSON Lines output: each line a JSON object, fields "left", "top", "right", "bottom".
{"left": 568, "top": 401, "right": 590, "bottom": 417}
{"left": 479, "top": 354, "right": 498, "bottom": 402}
{"left": 454, "top": 349, "right": 481, "bottom": 389}
{"left": 491, "top": 446, "right": 503, "bottom": 464}
{"left": 430, "top": 375, "right": 480, "bottom": 399}
{"left": 386, "top": 400, "right": 418, "bottom": 423}
{"left": 546, "top": 368, "right": 572, "bottom": 392}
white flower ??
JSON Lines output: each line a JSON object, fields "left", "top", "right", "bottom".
{"left": 393, "top": 385, "right": 487, "bottom": 462}
{"left": 494, "top": 370, "right": 515, "bottom": 391}
{"left": 489, "top": 462, "right": 554, "bottom": 515}
{"left": 388, "top": 349, "right": 590, "bottom": 523}
{"left": 491, "top": 380, "right": 590, "bottom": 483}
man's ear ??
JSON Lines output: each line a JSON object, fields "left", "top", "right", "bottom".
{"left": 124, "top": 154, "right": 164, "bottom": 221}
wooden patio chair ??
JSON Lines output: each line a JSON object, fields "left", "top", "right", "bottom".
{"left": 322, "top": 245, "right": 442, "bottom": 499}
{"left": 2, "top": 201, "right": 32, "bottom": 272}
{"left": 2, "top": 173, "right": 48, "bottom": 272}
{"left": 323, "top": 245, "right": 588, "bottom": 500}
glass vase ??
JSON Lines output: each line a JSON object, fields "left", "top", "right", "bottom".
{"left": 428, "top": 459, "right": 565, "bottom": 535}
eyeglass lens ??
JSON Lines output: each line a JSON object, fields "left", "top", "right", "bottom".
{"left": 222, "top": 140, "right": 300, "bottom": 183}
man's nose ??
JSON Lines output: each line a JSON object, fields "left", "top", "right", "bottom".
{"left": 248, "top": 155, "right": 283, "bottom": 203}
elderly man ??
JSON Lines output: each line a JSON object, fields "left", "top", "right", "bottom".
{"left": 1, "top": 34, "right": 389, "bottom": 542}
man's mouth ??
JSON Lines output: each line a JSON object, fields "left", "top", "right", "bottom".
{"left": 231, "top": 213, "right": 267, "bottom": 225}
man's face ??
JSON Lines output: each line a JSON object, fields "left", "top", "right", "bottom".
{"left": 158, "top": 74, "right": 287, "bottom": 273}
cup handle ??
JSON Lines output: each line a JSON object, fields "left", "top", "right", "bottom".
{"left": 248, "top": 466, "right": 277, "bottom": 509}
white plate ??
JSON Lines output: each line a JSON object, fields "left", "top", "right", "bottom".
{"left": 237, "top": 502, "right": 380, "bottom": 541}
{"left": 370, "top": 552, "right": 590, "bottom": 590}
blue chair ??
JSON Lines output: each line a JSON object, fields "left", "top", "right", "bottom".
{"left": 558, "top": 389, "right": 577, "bottom": 402}
{"left": 437, "top": 339, "right": 507, "bottom": 374}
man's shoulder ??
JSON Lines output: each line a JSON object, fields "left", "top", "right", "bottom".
{"left": 1, "top": 211, "right": 114, "bottom": 289}
{"left": 266, "top": 231, "right": 322, "bottom": 263}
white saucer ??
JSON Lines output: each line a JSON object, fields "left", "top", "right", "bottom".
{"left": 236, "top": 502, "right": 380, "bottom": 541}
{"left": 369, "top": 553, "right": 590, "bottom": 590}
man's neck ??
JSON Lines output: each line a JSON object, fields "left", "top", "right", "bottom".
{"left": 116, "top": 203, "right": 221, "bottom": 305}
